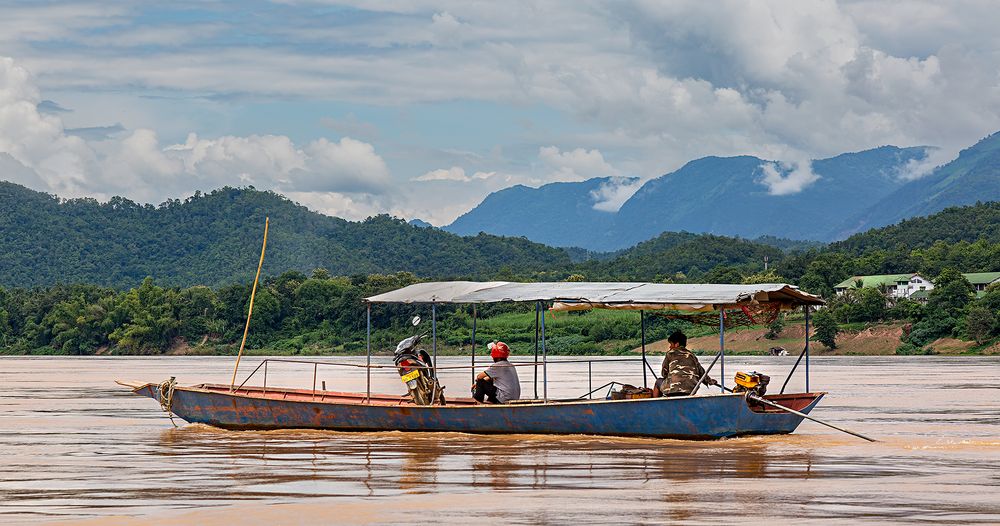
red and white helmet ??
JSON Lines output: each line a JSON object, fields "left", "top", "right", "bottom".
{"left": 488, "top": 341, "right": 511, "bottom": 360}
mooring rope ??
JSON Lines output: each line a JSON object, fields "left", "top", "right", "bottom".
{"left": 158, "top": 377, "right": 178, "bottom": 427}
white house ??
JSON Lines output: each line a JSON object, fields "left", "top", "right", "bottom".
{"left": 833, "top": 273, "right": 933, "bottom": 299}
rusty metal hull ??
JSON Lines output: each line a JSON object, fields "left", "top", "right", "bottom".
{"left": 125, "top": 382, "right": 824, "bottom": 439}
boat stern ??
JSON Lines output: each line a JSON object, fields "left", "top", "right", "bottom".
{"left": 736, "top": 391, "right": 827, "bottom": 436}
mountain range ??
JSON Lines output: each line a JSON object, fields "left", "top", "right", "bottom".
{"left": 3, "top": 131, "right": 1000, "bottom": 289}
{"left": 1, "top": 178, "right": 999, "bottom": 290}
{"left": 445, "top": 131, "right": 1000, "bottom": 251}
{"left": 836, "top": 131, "right": 1000, "bottom": 235}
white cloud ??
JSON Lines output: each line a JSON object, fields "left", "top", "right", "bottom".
{"left": 757, "top": 159, "right": 820, "bottom": 196}
{"left": 0, "top": 56, "right": 96, "bottom": 195}
{"left": 895, "top": 146, "right": 947, "bottom": 182}
{"left": 0, "top": 152, "right": 46, "bottom": 188}
{"left": 412, "top": 166, "right": 495, "bottom": 182}
{"left": 5, "top": 2, "right": 1000, "bottom": 217}
{"left": 538, "top": 146, "right": 619, "bottom": 182}
{"left": 8, "top": 2, "right": 1000, "bottom": 174}
{"left": 589, "top": 176, "right": 642, "bottom": 212}
{"left": 284, "top": 190, "right": 390, "bottom": 222}
{"left": 0, "top": 56, "right": 392, "bottom": 207}
{"left": 413, "top": 166, "right": 468, "bottom": 182}
{"left": 298, "top": 137, "right": 391, "bottom": 193}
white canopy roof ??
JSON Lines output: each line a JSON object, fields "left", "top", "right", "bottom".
{"left": 365, "top": 281, "right": 824, "bottom": 312}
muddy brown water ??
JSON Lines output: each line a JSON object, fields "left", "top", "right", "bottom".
{"left": 1, "top": 355, "right": 998, "bottom": 525}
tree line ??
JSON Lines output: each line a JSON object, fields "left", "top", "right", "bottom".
{"left": 2, "top": 264, "right": 997, "bottom": 356}
{"left": 0, "top": 271, "right": 424, "bottom": 355}
{"left": 3, "top": 181, "right": 1000, "bottom": 355}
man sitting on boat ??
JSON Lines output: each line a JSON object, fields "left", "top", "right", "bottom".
{"left": 652, "top": 331, "right": 718, "bottom": 397}
{"left": 471, "top": 341, "right": 521, "bottom": 404}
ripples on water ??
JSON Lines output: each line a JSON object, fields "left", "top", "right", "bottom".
{"left": 1, "top": 356, "right": 998, "bottom": 524}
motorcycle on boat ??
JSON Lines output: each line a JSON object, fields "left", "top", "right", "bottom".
{"left": 393, "top": 316, "right": 445, "bottom": 405}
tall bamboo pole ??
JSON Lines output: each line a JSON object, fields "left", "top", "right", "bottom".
{"left": 230, "top": 217, "right": 270, "bottom": 391}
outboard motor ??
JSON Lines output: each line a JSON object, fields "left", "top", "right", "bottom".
{"left": 732, "top": 371, "right": 770, "bottom": 397}
{"left": 393, "top": 316, "right": 445, "bottom": 405}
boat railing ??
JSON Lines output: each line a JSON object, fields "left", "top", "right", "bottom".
{"left": 234, "top": 356, "right": 659, "bottom": 403}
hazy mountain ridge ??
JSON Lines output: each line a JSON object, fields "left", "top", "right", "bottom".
{"left": 445, "top": 176, "right": 636, "bottom": 248}
{"left": 836, "top": 131, "right": 1000, "bottom": 236}
{"left": 445, "top": 144, "right": 974, "bottom": 251}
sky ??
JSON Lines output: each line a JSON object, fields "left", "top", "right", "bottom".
{"left": 1, "top": 1, "right": 1000, "bottom": 225}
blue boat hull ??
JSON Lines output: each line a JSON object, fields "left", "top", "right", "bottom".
{"left": 125, "top": 382, "right": 824, "bottom": 440}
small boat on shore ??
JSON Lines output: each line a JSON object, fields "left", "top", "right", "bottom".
{"left": 120, "top": 281, "right": 832, "bottom": 440}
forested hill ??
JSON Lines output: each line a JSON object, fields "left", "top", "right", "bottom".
{"left": 0, "top": 183, "right": 571, "bottom": 288}
{"left": 830, "top": 202, "right": 1000, "bottom": 255}
{"left": 574, "top": 231, "right": 786, "bottom": 282}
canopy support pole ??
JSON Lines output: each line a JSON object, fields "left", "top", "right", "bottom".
{"left": 640, "top": 310, "right": 647, "bottom": 388}
{"left": 432, "top": 303, "right": 437, "bottom": 369}
{"left": 470, "top": 305, "right": 477, "bottom": 384}
{"left": 804, "top": 305, "right": 810, "bottom": 393}
{"left": 690, "top": 349, "right": 723, "bottom": 396}
{"left": 541, "top": 302, "right": 548, "bottom": 403}
{"left": 779, "top": 345, "right": 807, "bottom": 394}
{"left": 366, "top": 303, "right": 371, "bottom": 404}
{"left": 534, "top": 302, "right": 540, "bottom": 400}
{"left": 780, "top": 305, "right": 812, "bottom": 394}
{"left": 719, "top": 309, "right": 726, "bottom": 392}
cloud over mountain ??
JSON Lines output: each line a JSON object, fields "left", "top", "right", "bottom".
{"left": 2, "top": 2, "right": 1000, "bottom": 224}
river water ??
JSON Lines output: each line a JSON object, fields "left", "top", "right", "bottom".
{"left": 1, "top": 355, "right": 998, "bottom": 525}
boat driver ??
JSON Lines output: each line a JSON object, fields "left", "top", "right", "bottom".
{"left": 471, "top": 341, "right": 521, "bottom": 404}
{"left": 652, "top": 330, "right": 718, "bottom": 397}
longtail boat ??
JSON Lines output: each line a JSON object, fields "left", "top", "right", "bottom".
{"left": 120, "top": 281, "right": 835, "bottom": 440}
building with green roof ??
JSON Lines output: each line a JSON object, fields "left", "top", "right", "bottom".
{"left": 833, "top": 272, "right": 1000, "bottom": 301}
{"left": 833, "top": 273, "right": 932, "bottom": 299}
{"left": 963, "top": 272, "right": 1000, "bottom": 297}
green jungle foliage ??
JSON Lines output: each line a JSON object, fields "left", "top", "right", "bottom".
{"left": 0, "top": 271, "right": 715, "bottom": 356}
{"left": 2, "top": 181, "right": 1000, "bottom": 355}
{"left": 4, "top": 263, "right": 998, "bottom": 356}
{"left": 811, "top": 309, "right": 839, "bottom": 349}
{"left": 576, "top": 232, "right": 785, "bottom": 282}
{"left": 0, "top": 183, "right": 571, "bottom": 288}
{"left": 830, "top": 201, "right": 1000, "bottom": 255}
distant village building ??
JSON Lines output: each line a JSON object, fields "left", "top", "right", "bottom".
{"left": 834, "top": 272, "right": 1000, "bottom": 301}
{"left": 963, "top": 272, "right": 1000, "bottom": 298}
{"left": 833, "top": 273, "right": 932, "bottom": 299}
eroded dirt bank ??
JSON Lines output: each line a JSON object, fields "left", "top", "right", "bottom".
{"left": 639, "top": 322, "right": 999, "bottom": 355}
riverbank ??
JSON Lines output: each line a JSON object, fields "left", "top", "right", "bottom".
{"left": 3, "top": 317, "right": 996, "bottom": 356}
{"left": 674, "top": 321, "right": 1000, "bottom": 356}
